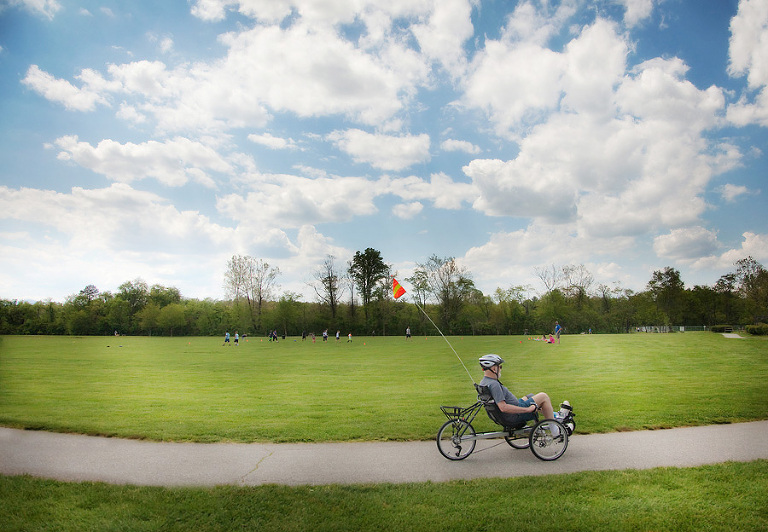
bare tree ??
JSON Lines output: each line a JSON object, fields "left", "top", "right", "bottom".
{"left": 415, "top": 255, "right": 474, "bottom": 329}
{"left": 313, "top": 254, "right": 345, "bottom": 319}
{"left": 224, "top": 255, "right": 280, "bottom": 330}
{"left": 562, "top": 264, "right": 594, "bottom": 308}
{"left": 534, "top": 264, "right": 562, "bottom": 295}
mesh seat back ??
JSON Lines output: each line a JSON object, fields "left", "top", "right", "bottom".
{"left": 474, "top": 383, "right": 527, "bottom": 430}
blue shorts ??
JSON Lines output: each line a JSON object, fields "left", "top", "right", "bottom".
{"left": 500, "top": 395, "right": 537, "bottom": 426}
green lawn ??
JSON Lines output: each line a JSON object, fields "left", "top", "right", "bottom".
{"left": 2, "top": 333, "right": 767, "bottom": 531}
{"left": 2, "top": 461, "right": 767, "bottom": 531}
{"left": 0, "top": 333, "right": 766, "bottom": 442}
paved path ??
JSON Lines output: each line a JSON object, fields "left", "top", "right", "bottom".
{"left": 2, "top": 422, "right": 767, "bottom": 487}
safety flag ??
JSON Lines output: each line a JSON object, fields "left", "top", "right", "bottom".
{"left": 392, "top": 278, "right": 406, "bottom": 299}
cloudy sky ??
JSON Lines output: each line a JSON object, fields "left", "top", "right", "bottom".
{"left": 1, "top": 0, "right": 766, "bottom": 303}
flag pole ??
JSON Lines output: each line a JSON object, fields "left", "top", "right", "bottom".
{"left": 413, "top": 300, "right": 476, "bottom": 384}
{"left": 392, "top": 277, "right": 475, "bottom": 384}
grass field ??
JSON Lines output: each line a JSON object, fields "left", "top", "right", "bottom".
{"left": 2, "top": 461, "right": 767, "bottom": 531}
{"left": 0, "top": 332, "right": 766, "bottom": 442}
{"left": 2, "top": 333, "right": 768, "bottom": 531}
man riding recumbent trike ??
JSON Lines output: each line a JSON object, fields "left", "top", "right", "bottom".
{"left": 437, "top": 354, "right": 575, "bottom": 461}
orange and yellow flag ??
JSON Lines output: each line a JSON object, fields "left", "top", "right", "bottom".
{"left": 392, "top": 278, "right": 406, "bottom": 299}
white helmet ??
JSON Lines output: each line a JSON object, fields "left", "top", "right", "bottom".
{"left": 479, "top": 354, "right": 504, "bottom": 369}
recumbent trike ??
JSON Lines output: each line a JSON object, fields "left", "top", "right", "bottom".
{"left": 436, "top": 384, "right": 575, "bottom": 461}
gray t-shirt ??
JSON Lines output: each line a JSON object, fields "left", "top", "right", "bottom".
{"left": 479, "top": 376, "right": 533, "bottom": 425}
{"left": 479, "top": 376, "right": 519, "bottom": 406}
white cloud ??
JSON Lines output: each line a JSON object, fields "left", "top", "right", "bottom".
{"left": 728, "top": 0, "right": 768, "bottom": 89}
{"left": 328, "top": 129, "right": 431, "bottom": 171}
{"left": 653, "top": 227, "right": 720, "bottom": 262}
{"left": 2, "top": 0, "right": 61, "bottom": 20}
{"left": 248, "top": 133, "right": 298, "bottom": 150}
{"left": 390, "top": 172, "right": 476, "bottom": 210}
{"left": 216, "top": 172, "right": 382, "bottom": 229}
{"left": 410, "top": 0, "right": 474, "bottom": 77}
{"left": 614, "top": 0, "right": 655, "bottom": 27}
{"left": 692, "top": 232, "right": 768, "bottom": 271}
{"left": 462, "top": 16, "right": 733, "bottom": 240}
{"left": 22, "top": 65, "right": 109, "bottom": 112}
{"left": 441, "top": 138, "right": 481, "bottom": 154}
{"left": 726, "top": 0, "right": 768, "bottom": 126}
{"left": 392, "top": 201, "right": 423, "bottom": 219}
{"left": 33, "top": 11, "right": 432, "bottom": 136}
{"left": 0, "top": 184, "right": 232, "bottom": 254}
{"left": 461, "top": 222, "right": 639, "bottom": 295}
{"left": 53, "top": 136, "right": 234, "bottom": 188}
{"left": 719, "top": 183, "right": 751, "bottom": 202}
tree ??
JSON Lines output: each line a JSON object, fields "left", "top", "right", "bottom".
{"left": 416, "top": 255, "right": 474, "bottom": 331}
{"left": 714, "top": 273, "right": 738, "bottom": 324}
{"left": 313, "top": 255, "right": 344, "bottom": 319}
{"left": 149, "top": 285, "right": 181, "bottom": 307}
{"left": 275, "top": 292, "right": 302, "bottom": 336}
{"left": 348, "top": 248, "right": 388, "bottom": 323}
{"left": 647, "top": 267, "right": 685, "bottom": 324}
{"left": 224, "top": 255, "right": 280, "bottom": 331}
{"left": 157, "top": 303, "right": 186, "bottom": 336}
{"left": 561, "top": 264, "right": 594, "bottom": 309}
{"left": 534, "top": 264, "right": 562, "bottom": 295}
{"left": 80, "top": 284, "right": 100, "bottom": 303}
{"left": 734, "top": 257, "right": 768, "bottom": 324}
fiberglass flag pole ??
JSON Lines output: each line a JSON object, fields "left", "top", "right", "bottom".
{"left": 392, "top": 277, "right": 475, "bottom": 384}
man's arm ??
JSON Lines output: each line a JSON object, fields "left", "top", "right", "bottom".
{"left": 497, "top": 401, "right": 537, "bottom": 414}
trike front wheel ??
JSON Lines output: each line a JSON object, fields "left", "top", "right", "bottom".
{"left": 529, "top": 419, "right": 568, "bottom": 461}
{"left": 436, "top": 419, "right": 476, "bottom": 460}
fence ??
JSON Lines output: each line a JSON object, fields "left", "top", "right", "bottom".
{"left": 634, "top": 325, "right": 710, "bottom": 333}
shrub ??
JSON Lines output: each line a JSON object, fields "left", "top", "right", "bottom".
{"left": 746, "top": 323, "right": 768, "bottom": 336}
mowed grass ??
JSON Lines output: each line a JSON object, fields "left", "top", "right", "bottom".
{"left": 0, "top": 333, "right": 766, "bottom": 442}
{"left": 2, "top": 461, "right": 768, "bottom": 531}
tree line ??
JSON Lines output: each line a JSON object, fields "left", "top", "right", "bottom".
{"left": 1, "top": 252, "right": 766, "bottom": 337}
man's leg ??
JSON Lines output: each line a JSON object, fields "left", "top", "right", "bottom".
{"left": 532, "top": 392, "right": 555, "bottom": 419}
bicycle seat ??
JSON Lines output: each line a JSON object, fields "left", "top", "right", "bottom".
{"left": 474, "top": 384, "right": 528, "bottom": 430}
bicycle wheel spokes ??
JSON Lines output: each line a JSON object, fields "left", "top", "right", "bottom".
{"left": 529, "top": 420, "right": 568, "bottom": 461}
{"left": 436, "top": 419, "right": 476, "bottom": 460}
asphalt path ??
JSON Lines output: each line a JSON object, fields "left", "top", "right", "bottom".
{"left": 1, "top": 421, "right": 767, "bottom": 487}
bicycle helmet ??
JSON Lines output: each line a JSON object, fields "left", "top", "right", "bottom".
{"left": 479, "top": 354, "right": 504, "bottom": 369}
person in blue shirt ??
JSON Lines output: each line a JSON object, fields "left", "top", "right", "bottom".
{"left": 554, "top": 321, "right": 563, "bottom": 344}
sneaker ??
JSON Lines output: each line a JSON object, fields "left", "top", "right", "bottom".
{"left": 558, "top": 401, "right": 572, "bottom": 418}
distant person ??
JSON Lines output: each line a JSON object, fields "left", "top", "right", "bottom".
{"left": 336, "top": 330, "right": 340, "bottom": 342}
{"left": 223, "top": 332, "right": 230, "bottom": 346}
{"left": 554, "top": 321, "right": 563, "bottom": 344}
{"left": 406, "top": 326, "right": 411, "bottom": 340}
{"left": 347, "top": 332, "right": 352, "bottom": 342}
{"left": 234, "top": 332, "right": 239, "bottom": 346}
{"left": 323, "top": 329, "right": 328, "bottom": 342}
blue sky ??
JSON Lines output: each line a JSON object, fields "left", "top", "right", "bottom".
{"left": 0, "top": 0, "right": 766, "bottom": 303}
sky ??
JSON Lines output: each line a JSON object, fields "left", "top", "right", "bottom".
{"left": 0, "top": 0, "right": 766, "bottom": 304}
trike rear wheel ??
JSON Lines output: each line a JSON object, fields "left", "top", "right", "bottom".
{"left": 436, "top": 419, "right": 476, "bottom": 460}
{"left": 504, "top": 433, "right": 530, "bottom": 449}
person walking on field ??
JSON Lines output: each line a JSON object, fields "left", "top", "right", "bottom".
{"left": 223, "top": 332, "right": 230, "bottom": 346}
{"left": 554, "top": 321, "right": 563, "bottom": 344}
